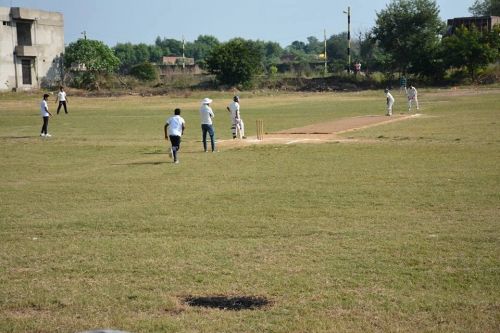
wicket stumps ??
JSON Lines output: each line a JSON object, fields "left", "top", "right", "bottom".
{"left": 256, "top": 119, "right": 264, "bottom": 140}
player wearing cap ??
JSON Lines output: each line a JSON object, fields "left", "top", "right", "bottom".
{"left": 200, "top": 98, "right": 216, "bottom": 152}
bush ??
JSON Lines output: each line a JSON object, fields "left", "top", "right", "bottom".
{"left": 130, "top": 62, "right": 158, "bottom": 81}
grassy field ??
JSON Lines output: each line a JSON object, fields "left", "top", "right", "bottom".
{"left": 0, "top": 88, "right": 499, "bottom": 332}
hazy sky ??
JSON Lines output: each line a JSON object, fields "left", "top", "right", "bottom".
{"left": 2, "top": 0, "right": 473, "bottom": 46}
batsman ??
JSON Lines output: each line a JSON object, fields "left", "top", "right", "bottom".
{"left": 226, "top": 95, "right": 246, "bottom": 139}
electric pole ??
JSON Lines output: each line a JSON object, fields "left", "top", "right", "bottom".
{"left": 343, "top": 7, "right": 351, "bottom": 73}
{"left": 324, "top": 29, "right": 327, "bottom": 75}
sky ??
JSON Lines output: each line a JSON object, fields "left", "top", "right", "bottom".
{"left": 1, "top": 0, "right": 474, "bottom": 47}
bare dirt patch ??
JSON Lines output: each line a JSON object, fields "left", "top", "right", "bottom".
{"left": 183, "top": 295, "right": 271, "bottom": 311}
{"left": 218, "top": 114, "right": 420, "bottom": 148}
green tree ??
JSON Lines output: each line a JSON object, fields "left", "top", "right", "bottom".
{"left": 64, "top": 39, "right": 120, "bottom": 73}
{"left": 469, "top": 0, "right": 500, "bottom": 16}
{"left": 155, "top": 37, "right": 183, "bottom": 55}
{"left": 324, "top": 32, "right": 362, "bottom": 71}
{"left": 372, "top": 0, "right": 444, "bottom": 76}
{"left": 206, "top": 38, "right": 263, "bottom": 86}
{"left": 130, "top": 62, "right": 158, "bottom": 81}
{"left": 64, "top": 39, "right": 120, "bottom": 89}
{"left": 113, "top": 43, "right": 163, "bottom": 74}
{"left": 185, "top": 35, "right": 220, "bottom": 67}
{"left": 359, "top": 31, "right": 385, "bottom": 72}
{"left": 305, "top": 36, "right": 323, "bottom": 55}
{"left": 263, "top": 41, "right": 284, "bottom": 65}
{"left": 442, "top": 25, "right": 500, "bottom": 79}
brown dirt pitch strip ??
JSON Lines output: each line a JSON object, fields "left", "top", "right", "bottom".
{"left": 218, "top": 114, "right": 420, "bottom": 148}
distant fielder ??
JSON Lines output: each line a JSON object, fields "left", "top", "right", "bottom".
{"left": 385, "top": 88, "right": 394, "bottom": 116}
{"left": 226, "top": 95, "right": 246, "bottom": 139}
{"left": 407, "top": 85, "right": 419, "bottom": 112}
{"left": 55, "top": 86, "right": 69, "bottom": 114}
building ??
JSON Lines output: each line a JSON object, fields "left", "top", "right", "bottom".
{"left": 447, "top": 16, "right": 500, "bottom": 35}
{"left": 0, "top": 7, "right": 64, "bottom": 91}
{"left": 162, "top": 56, "right": 195, "bottom": 66}
{"left": 159, "top": 56, "right": 201, "bottom": 77}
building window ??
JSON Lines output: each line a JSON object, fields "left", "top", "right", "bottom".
{"left": 16, "top": 22, "right": 32, "bottom": 46}
{"left": 3, "top": 21, "right": 13, "bottom": 26}
{"left": 21, "top": 59, "right": 32, "bottom": 85}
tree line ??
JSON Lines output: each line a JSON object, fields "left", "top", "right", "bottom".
{"left": 63, "top": 0, "right": 500, "bottom": 88}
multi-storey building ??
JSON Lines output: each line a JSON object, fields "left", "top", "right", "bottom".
{"left": 0, "top": 7, "right": 64, "bottom": 91}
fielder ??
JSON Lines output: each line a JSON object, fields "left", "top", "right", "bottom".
{"left": 55, "top": 86, "right": 69, "bottom": 114}
{"left": 226, "top": 95, "right": 245, "bottom": 139}
{"left": 407, "top": 85, "right": 419, "bottom": 112}
{"left": 164, "top": 108, "right": 185, "bottom": 164}
{"left": 385, "top": 88, "right": 395, "bottom": 116}
{"left": 40, "top": 93, "right": 53, "bottom": 137}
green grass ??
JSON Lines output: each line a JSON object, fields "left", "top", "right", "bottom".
{"left": 0, "top": 88, "right": 499, "bottom": 332}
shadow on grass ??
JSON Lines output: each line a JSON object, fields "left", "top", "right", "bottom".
{"left": 112, "top": 161, "right": 169, "bottom": 166}
{"left": 1, "top": 136, "right": 36, "bottom": 139}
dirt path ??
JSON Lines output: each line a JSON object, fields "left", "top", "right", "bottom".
{"left": 217, "top": 114, "right": 420, "bottom": 148}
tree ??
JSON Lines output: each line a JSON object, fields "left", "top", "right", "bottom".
{"left": 359, "top": 31, "right": 385, "bottom": 72}
{"left": 64, "top": 39, "right": 120, "bottom": 89}
{"left": 372, "top": 0, "right": 444, "bottom": 76}
{"left": 130, "top": 62, "right": 158, "bottom": 81}
{"left": 469, "top": 0, "right": 500, "bottom": 16}
{"left": 442, "top": 25, "right": 500, "bottom": 79}
{"left": 65, "top": 39, "right": 120, "bottom": 73}
{"left": 305, "top": 36, "right": 323, "bottom": 55}
{"left": 262, "top": 41, "right": 284, "bottom": 67}
{"left": 185, "top": 35, "right": 220, "bottom": 67}
{"left": 155, "top": 37, "right": 183, "bottom": 55}
{"left": 206, "top": 38, "right": 263, "bottom": 86}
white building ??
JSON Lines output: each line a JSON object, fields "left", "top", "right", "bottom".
{"left": 0, "top": 7, "right": 64, "bottom": 91}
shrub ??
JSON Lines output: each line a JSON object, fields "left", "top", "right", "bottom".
{"left": 130, "top": 62, "right": 158, "bottom": 81}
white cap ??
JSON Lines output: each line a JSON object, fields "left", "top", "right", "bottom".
{"left": 201, "top": 98, "right": 212, "bottom": 104}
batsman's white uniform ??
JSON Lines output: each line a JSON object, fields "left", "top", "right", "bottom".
{"left": 227, "top": 101, "right": 245, "bottom": 139}
{"left": 386, "top": 91, "right": 395, "bottom": 116}
{"left": 407, "top": 86, "right": 419, "bottom": 111}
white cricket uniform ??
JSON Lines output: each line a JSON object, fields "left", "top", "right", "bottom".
{"left": 58, "top": 91, "right": 67, "bottom": 102}
{"left": 386, "top": 92, "right": 395, "bottom": 116}
{"left": 40, "top": 100, "right": 49, "bottom": 117}
{"left": 407, "top": 87, "right": 419, "bottom": 111}
{"left": 228, "top": 101, "right": 245, "bottom": 138}
{"left": 166, "top": 115, "right": 185, "bottom": 136}
{"left": 200, "top": 104, "right": 214, "bottom": 125}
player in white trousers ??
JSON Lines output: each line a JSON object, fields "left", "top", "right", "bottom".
{"left": 407, "top": 85, "right": 419, "bottom": 112}
{"left": 385, "top": 88, "right": 395, "bottom": 116}
{"left": 226, "top": 96, "right": 246, "bottom": 139}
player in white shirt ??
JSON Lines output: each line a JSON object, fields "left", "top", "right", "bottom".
{"left": 164, "top": 108, "right": 186, "bottom": 164}
{"left": 226, "top": 96, "right": 246, "bottom": 139}
{"left": 200, "top": 98, "right": 216, "bottom": 152}
{"left": 385, "top": 88, "right": 395, "bottom": 116}
{"left": 40, "top": 93, "right": 53, "bottom": 137}
{"left": 407, "top": 85, "right": 419, "bottom": 112}
{"left": 55, "top": 86, "right": 69, "bottom": 114}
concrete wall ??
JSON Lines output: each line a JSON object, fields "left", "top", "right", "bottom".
{"left": 0, "top": 7, "right": 64, "bottom": 91}
{"left": 0, "top": 7, "right": 15, "bottom": 90}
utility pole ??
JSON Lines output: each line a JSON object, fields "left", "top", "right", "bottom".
{"left": 182, "top": 35, "right": 185, "bottom": 70}
{"left": 81, "top": 30, "right": 87, "bottom": 40}
{"left": 324, "top": 29, "right": 327, "bottom": 75}
{"left": 343, "top": 6, "right": 351, "bottom": 73}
